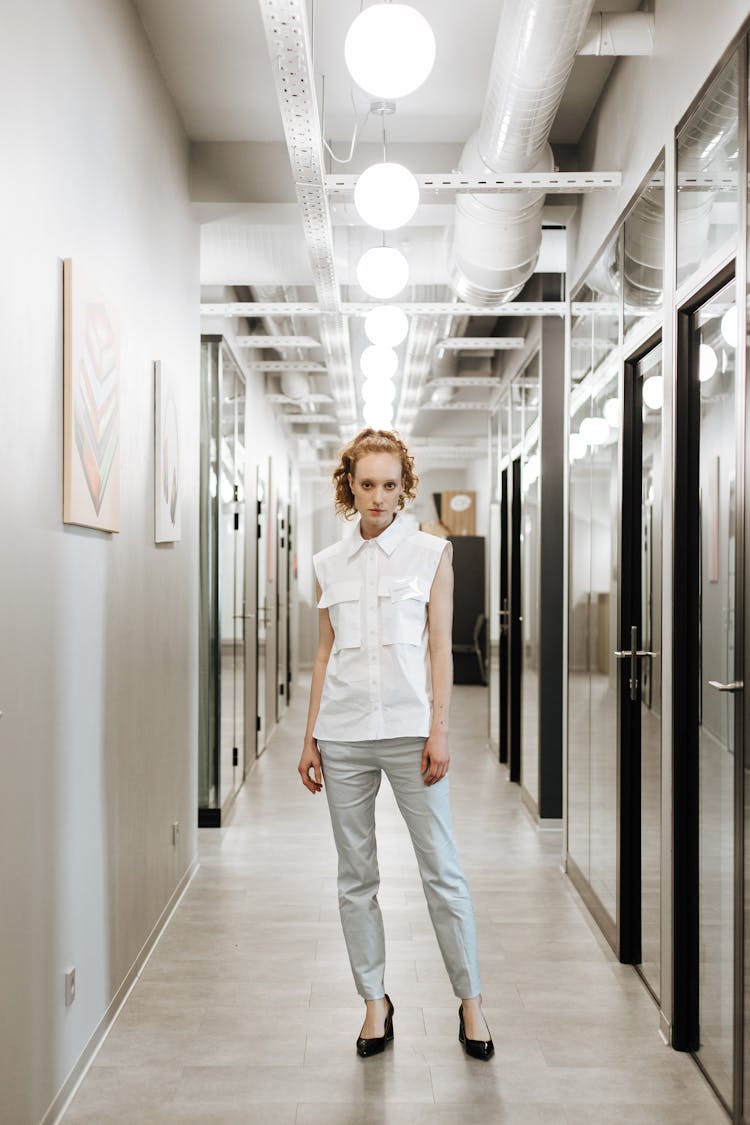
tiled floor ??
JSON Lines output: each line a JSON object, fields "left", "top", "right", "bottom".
{"left": 61, "top": 681, "right": 727, "bottom": 1124}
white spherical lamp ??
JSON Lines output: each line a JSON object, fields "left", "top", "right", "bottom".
{"left": 363, "top": 401, "right": 394, "bottom": 430}
{"left": 357, "top": 247, "right": 409, "bottom": 299}
{"left": 642, "top": 375, "right": 664, "bottom": 411}
{"left": 721, "top": 305, "right": 737, "bottom": 348}
{"left": 360, "top": 345, "right": 398, "bottom": 381}
{"left": 699, "top": 343, "right": 718, "bottom": 383}
{"left": 603, "top": 397, "right": 621, "bottom": 429}
{"left": 362, "top": 377, "right": 396, "bottom": 405}
{"left": 365, "top": 305, "right": 409, "bottom": 348}
{"left": 344, "top": 4, "right": 436, "bottom": 100}
{"left": 569, "top": 433, "right": 588, "bottom": 462}
{"left": 354, "top": 162, "right": 420, "bottom": 230}
{"left": 579, "top": 416, "right": 610, "bottom": 446}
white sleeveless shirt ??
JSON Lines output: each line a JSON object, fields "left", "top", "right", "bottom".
{"left": 313, "top": 513, "right": 451, "bottom": 742}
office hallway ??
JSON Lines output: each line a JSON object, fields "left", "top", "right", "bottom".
{"left": 61, "top": 683, "right": 724, "bottom": 1125}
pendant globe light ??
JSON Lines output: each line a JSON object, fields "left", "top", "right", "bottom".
{"left": 360, "top": 344, "right": 398, "bottom": 381}
{"left": 642, "top": 375, "right": 663, "bottom": 411}
{"left": 579, "top": 416, "right": 610, "bottom": 446}
{"left": 365, "top": 305, "right": 409, "bottom": 348}
{"left": 363, "top": 401, "right": 394, "bottom": 430}
{"left": 362, "top": 377, "right": 396, "bottom": 405}
{"left": 354, "top": 162, "right": 420, "bottom": 230}
{"left": 344, "top": 4, "right": 436, "bottom": 100}
{"left": 357, "top": 246, "right": 409, "bottom": 299}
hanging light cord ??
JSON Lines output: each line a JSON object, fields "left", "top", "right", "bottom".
{"left": 321, "top": 81, "right": 370, "bottom": 165}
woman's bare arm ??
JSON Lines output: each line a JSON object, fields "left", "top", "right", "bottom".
{"left": 299, "top": 580, "right": 334, "bottom": 794}
{"left": 422, "top": 546, "right": 454, "bottom": 785}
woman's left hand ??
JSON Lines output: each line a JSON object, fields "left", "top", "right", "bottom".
{"left": 421, "top": 731, "right": 450, "bottom": 786}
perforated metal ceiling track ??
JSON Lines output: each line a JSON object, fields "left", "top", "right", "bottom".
{"left": 258, "top": 0, "right": 355, "bottom": 423}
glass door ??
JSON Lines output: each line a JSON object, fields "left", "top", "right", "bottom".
{"left": 256, "top": 462, "right": 268, "bottom": 755}
{"left": 219, "top": 360, "right": 246, "bottom": 805}
{"left": 674, "top": 274, "right": 742, "bottom": 1117}
{"left": 276, "top": 496, "right": 289, "bottom": 721}
{"left": 498, "top": 466, "right": 510, "bottom": 766}
{"left": 265, "top": 460, "right": 278, "bottom": 742}
{"left": 198, "top": 338, "right": 249, "bottom": 824}
{"left": 696, "top": 279, "right": 738, "bottom": 1106}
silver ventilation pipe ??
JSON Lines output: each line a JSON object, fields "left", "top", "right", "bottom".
{"left": 451, "top": 0, "right": 595, "bottom": 305}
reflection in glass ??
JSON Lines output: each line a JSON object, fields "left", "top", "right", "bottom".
{"left": 521, "top": 430, "right": 540, "bottom": 807}
{"left": 587, "top": 371, "right": 619, "bottom": 919}
{"left": 638, "top": 344, "right": 663, "bottom": 999}
{"left": 219, "top": 360, "right": 246, "bottom": 806}
{"left": 257, "top": 467, "right": 268, "bottom": 755}
{"left": 199, "top": 342, "right": 220, "bottom": 809}
{"left": 677, "top": 53, "right": 738, "bottom": 287}
{"left": 624, "top": 164, "right": 665, "bottom": 340}
{"left": 199, "top": 342, "right": 248, "bottom": 814}
{"left": 568, "top": 394, "right": 593, "bottom": 881}
{"left": 568, "top": 236, "right": 621, "bottom": 924}
{"left": 696, "top": 279, "right": 736, "bottom": 1106}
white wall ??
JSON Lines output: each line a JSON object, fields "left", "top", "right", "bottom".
{"left": 0, "top": 3, "right": 199, "bottom": 1123}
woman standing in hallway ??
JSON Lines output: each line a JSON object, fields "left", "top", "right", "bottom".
{"left": 298, "top": 428, "right": 493, "bottom": 1060}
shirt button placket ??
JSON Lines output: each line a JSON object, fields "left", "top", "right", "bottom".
{"left": 366, "top": 545, "right": 381, "bottom": 733}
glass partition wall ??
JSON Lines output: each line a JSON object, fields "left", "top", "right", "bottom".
{"left": 199, "top": 338, "right": 256, "bottom": 825}
{"left": 567, "top": 36, "right": 750, "bottom": 1121}
{"left": 518, "top": 357, "right": 541, "bottom": 810}
{"left": 567, "top": 237, "right": 621, "bottom": 933}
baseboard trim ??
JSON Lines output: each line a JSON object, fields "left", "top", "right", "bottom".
{"left": 44, "top": 855, "right": 200, "bottom": 1125}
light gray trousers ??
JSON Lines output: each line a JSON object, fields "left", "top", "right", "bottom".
{"left": 317, "top": 736, "right": 482, "bottom": 1000}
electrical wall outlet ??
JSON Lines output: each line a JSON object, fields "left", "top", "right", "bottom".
{"left": 65, "top": 967, "right": 76, "bottom": 1007}
{"left": 172, "top": 821, "right": 180, "bottom": 846}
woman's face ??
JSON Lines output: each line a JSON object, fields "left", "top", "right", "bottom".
{"left": 349, "top": 452, "right": 404, "bottom": 535}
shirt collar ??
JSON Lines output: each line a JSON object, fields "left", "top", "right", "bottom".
{"left": 344, "top": 512, "right": 411, "bottom": 559}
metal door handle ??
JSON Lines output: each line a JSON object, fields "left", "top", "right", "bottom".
{"left": 614, "top": 626, "right": 658, "bottom": 701}
{"left": 709, "top": 680, "right": 744, "bottom": 692}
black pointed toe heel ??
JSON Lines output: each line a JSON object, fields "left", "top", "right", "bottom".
{"left": 458, "top": 1004, "right": 494, "bottom": 1061}
{"left": 356, "top": 994, "right": 394, "bottom": 1057}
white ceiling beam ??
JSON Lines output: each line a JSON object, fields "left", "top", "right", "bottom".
{"left": 246, "top": 361, "right": 327, "bottom": 372}
{"left": 426, "top": 377, "right": 502, "bottom": 388}
{"left": 437, "top": 337, "right": 525, "bottom": 350}
{"left": 235, "top": 335, "right": 320, "bottom": 347}
{"left": 202, "top": 301, "right": 567, "bottom": 317}
{"left": 420, "top": 401, "right": 493, "bottom": 411}
{"left": 325, "top": 171, "right": 622, "bottom": 195}
{"left": 257, "top": 0, "right": 355, "bottom": 425}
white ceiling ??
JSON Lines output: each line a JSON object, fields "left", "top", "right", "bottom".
{"left": 132, "top": 0, "right": 639, "bottom": 453}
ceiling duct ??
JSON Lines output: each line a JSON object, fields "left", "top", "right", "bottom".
{"left": 451, "top": 0, "right": 594, "bottom": 305}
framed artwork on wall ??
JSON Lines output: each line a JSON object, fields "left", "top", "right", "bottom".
{"left": 154, "top": 360, "right": 181, "bottom": 543}
{"left": 62, "top": 259, "right": 120, "bottom": 532}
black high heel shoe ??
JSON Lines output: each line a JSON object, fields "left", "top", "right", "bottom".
{"left": 356, "top": 994, "right": 394, "bottom": 1057}
{"left": 458, "top": 1003, "right": 494, "bottom": 1061}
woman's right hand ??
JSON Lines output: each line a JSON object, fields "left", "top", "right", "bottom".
{"left": 298, "top": 740, "right": 323, "bottom": 794}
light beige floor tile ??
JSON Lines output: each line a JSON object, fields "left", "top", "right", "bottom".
{"left": 60, "top": 682, "right": 724, "bottom": 1124}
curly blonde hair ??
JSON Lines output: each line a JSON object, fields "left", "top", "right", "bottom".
{"left": 332, "top": 429, "right": 418, "bottom": 519}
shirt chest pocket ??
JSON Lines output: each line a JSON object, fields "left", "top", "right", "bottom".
{"left": 318, "top": 580, "right": 362, "bottom": 652}
{"left": 378, "top": 575, "right": 429, "bottom": 646}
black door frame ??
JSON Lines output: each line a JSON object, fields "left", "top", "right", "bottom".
{"left": 672, "top": 262, "right": 743, "bottom": 1108}
{"left": 619, "top": 332, "right": 662, "bottom": 970}
{"left": 499, "top": 467, "right": 509, "bottom": 765}
{"left": 509, "top": 457, "right": 522, "bottom": 783}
